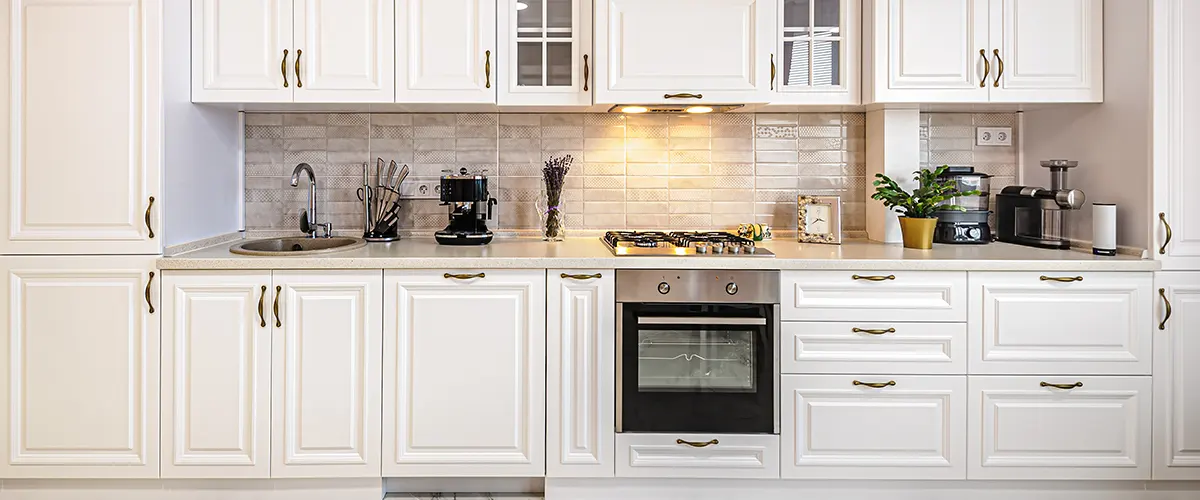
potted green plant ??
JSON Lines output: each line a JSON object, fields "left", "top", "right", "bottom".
{"left": 871, "top": 165, "right": 982, "bottom": 249}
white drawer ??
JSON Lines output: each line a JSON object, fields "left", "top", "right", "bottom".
{"left": 781, "top": 322, "right": 966, "bottom": 375}
{"left": 615, "top": 434, "right": 779, "bottom": 479}
{"left": 969, "top": 272, "right": 1154, "bottom": 375}
{"left": 782, "top": 271, "right": 967, "bottom": 322}
{"left": 781, "top": 375, "right": 966, "bottom": 479}
{"left": 968, "top": 376, "right": 1152, "bottom": 480}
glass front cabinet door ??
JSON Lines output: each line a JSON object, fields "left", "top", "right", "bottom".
{"left": 772, "top": 0, "right": 860, "bottom": 104}
{"left": 497, "top": 0, "right": 593, "bottom": 105}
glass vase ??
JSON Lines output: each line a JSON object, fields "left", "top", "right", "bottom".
{"left": 539, "top": 185, "right": 567, "bottom": 241}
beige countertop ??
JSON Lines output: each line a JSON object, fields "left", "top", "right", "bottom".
{"left": 157, "top": 237, "right": 1158, "bottom": 271}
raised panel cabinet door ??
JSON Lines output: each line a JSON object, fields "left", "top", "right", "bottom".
{"left": 594, "top": 0, "right": 774, "bottom": 104}
{"left": 161, "top": 271, "right": 272, "bottom": 479}
{"left": 866, "top": 0, "right": 989, "bottom": 103}
{"left": 988, "top": 0, "right": 1102, "bottom": 102}
{"left": 1154, "top": 0, "right": 1200, "bottom": 270}
{"left": 1153, "top": 273, "right": 1200, "bottom": 479}
{"left": 782, "top": 270, "right": 968, "bottom": 322}
{"left": 1, "top": 0, "right": 162, "bottom": 254}
{"left": 771, "top": 0, "right": 861, "bottom": 105}
{"left": 0, "top": 256, "right": 159, "bottom": 478}
{"left": 294, "top": 0, "right": 395, "bottom": 103}
{"left": 272, "top": 271, "right": 382, "bottom": 478}
{"left": 547, "top": 271, "right": 614, "bottom": 477}
{"left": 384, "top": 270, "right": 546, "bottom": 476}
{"left": 395, "top": 0, "right": 497, "bottom": 103}
{"left": 497, "top": 0, "right": 593, "bottom": 106}
{"left": 968, "top": 272, "right": 1154, "bottom": 375}
{"left": 781, "top": 375, "right": 966, "bottom": 479}
{"left": 968, "top": 376, "right": 1152, "bottom": 480}
{"left": 191, "top": 0, "right": 294, "bottom": 102}
{"left": 780, "top": 322, "right": 967, "bottom": 375}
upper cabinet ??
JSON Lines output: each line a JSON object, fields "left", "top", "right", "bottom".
{"left": 770, "top": 0, "right": 861, "bottom": 105}
{"left": 497, "top": 0, "right": 593, "bottom": 106}
{"left": 293, "top": 0, "right": 396, "bottom": 103}
{"left": 191, "top": 0, "right": 293, "bottom": 102}
{"left": 396, "top": 0, "right": 497, "bottom": 103}
{"left": 865, "top": 0, "right": 1102, "bottom": 104}
{"left": 1154, "top": 0, "right": 1200, "bottom": 270}
{"left": 594, "top": 0, "right": 775, "bottom": 105}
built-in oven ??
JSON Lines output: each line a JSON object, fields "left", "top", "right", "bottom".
{"left": 616, "top": 269, "right": 780, "bottom": 435}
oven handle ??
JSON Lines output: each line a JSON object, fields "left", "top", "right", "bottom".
{"left": 637, "top": 317, "right": 767, "bottom": 326}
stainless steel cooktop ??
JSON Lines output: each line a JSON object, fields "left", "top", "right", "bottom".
{"left": 601, "top": 231, "right": 775, "bottom": 257}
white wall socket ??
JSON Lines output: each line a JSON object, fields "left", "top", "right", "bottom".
{"left": 976, "top": 127, "right": 1013, "bottom": 146}
{"left": 398, "top": 181, "right": 439, "bottom": 199}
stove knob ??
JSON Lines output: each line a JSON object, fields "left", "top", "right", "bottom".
{"left": 712, "top": 243, "right": 725, "bottom": 254}
{"left": 745, "top": 243, "right": 757, "bottom": 254}
{"left": 729, "top": 244, "right": 743, "bottom": 255}
{"left": 726, "top": 282, "right": 739, "bottom": 295}
{"left": 695, "top": 243, "right": 708, "bottom": 254}
{"left": 657, "top": 282, "right": 671, "bottom": 295}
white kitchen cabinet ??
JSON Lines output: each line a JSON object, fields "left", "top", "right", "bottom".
{"left": 1154, "top": 0, "right": 1200, "bottom": 270}
{"left": 1, "top": 0, "right": 161, "bottom": 254}
{"left": 968, "top": 272, "right": 1154, "bottom": 375}
{"left": 498, "top": 0, "right": 593, "bottom": 106}
{"left": 781, "top": 322, "right": 966, "bottom": 375}
{"left": 594, "top": 0, "right": 775, "bottom": 104}
{"left": 293, "top": 0, "right": 396, "bottom": 103}
{"left": 770, "top": 0, "right": 860, "bottom": 105}
{"left": 615, "top": 434, "right": 780, "bottom": 479}
{"left": 191, "top": 0, "right": 294, "bottom": 102}
{"left": 547, "top": 271, "right": 614, "bottom": 478}
{"left": 0, "top": 256, "right": 159, "bottom": 478}
{"left": 968, "top": 376, "right": 1152, "bottom": 480}
{"left": 161, "top": 271, "right": 272, "bottom": 479}
{"left": 1153, "top": 273, "right": 1200, "bottom": 480}
{"left": 782, "top": 271, "right": 967, "bottom": 322}
{"left": 384, "top": 270, "right": 546, "bottom": 477}
{"left": 781, "top": 375, "right": 966, "bottom": 479}
{"left": 987, "top": 0, "right": 1102, "bottom": 103}
{"left": 272, "top": 271, "right": 382, "bottom": 478}
{"left": 396, "top": 0, "right": 497, "bottom": 103}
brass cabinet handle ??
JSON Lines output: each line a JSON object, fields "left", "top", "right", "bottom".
{"left": 281, "top": 49, "right": 289, "bottom": 88}
{"left": 583, "top": 54, "right": 589, "bottom": 92}
{"left": 1040, "top": 275, "right": 1083, "bottom": 283}
{"left": 258, "top": 285, "right": 267, "bottom": 328}
{"left": 445, "top": 273, "right": 485, "bottom": 280}
{"left": 979, "top": 49, "right": 990, "bottom": 87}
{"left": 852, "top": 327, "right": 896, "bottom": 335}
{"left": 852, "top": 274, "right": 895, "bottom": 281}
{"left": 1040, "top": 381, "right": 1083, "bottom": 390}
{"left": 993, "top": 49, "right": 1004, "bottom": 87}
{"left": 273, "top": 286, "right": 281, "bottom": 328}
{"left": 485, "top": 50, "right": 492, "bottom": 89}
{"left": 676, "top": 439, "right": 718, "bottom": 448}
{"left": 295, "top": 49, "right": 303, "bottom": 88}
{"left": 145, "top": 271, "right": 155, "bottom": 314}
{"left": 853, "top": 380, "right": 896, "bottom": 388}
{"left": 664, "top": 93, "right": 703, "bottom": 99}
{"left": 770, "top": 53, "right": 776, "bottom": 90}
{"left": 145, "top": 196, "right": 155, "bottom": 239}
{"left": 1160, "top": 212, "right": 1172, "bottom": 254}
{"left": 561, "top": 273, "right": 602, "bottom": 280}
{"left": 1160, "top": 288, "right": 1173, "bottom": 331}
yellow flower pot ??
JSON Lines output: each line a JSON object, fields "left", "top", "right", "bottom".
{"left": 899, "top": 217, "right": 938, "bottom": 250}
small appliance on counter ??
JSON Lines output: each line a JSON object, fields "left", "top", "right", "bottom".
{"left": 933, "top": 166, "right": 991, "bottom": 245}
{"left": 997, "top": 159, "right": 1087, "bottom": 250}
{"left": 1093, "top": 203, "right": 1118, "bottom": 256}
{"left": 435, "top": 168, "right": 498, "bottom": 246}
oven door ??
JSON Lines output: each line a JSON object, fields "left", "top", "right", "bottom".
{"left": 619, "top": 303, "right": 775, "bottom": 434}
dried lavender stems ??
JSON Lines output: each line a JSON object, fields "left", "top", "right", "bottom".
{"left": 542, "top": 155, "right": 572, "bottom": 240}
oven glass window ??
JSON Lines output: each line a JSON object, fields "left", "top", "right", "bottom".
{"left": 637, "top": 328, "right": 756, "bottom": 392}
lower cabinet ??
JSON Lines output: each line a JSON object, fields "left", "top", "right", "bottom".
{"left": 0, "top": 256, "right": 160, "bottom": 479}
{"left": 615, "top": 434, "right": 780, "bottom": 479}
{"left": 383, "top": 270, "right": 546, "bottom": 477}
{"left": 1153, "top": 272, "right": 1200, "bottom": 480}
{"left": 781, "top": 374, "right": 966, "bottom": 479}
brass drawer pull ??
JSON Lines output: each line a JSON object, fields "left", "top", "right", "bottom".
{"left": 1160, "top": 212, "right": 1172, "bottom": 254}
{"left": 583, "top": 54, "right": 590, "bottom": 92}
{"left": 1160, "top": 288, "right": 1173, "bottom": 331}
{"left": 1040, "top": 381, "right": 1083, "bottom": 390}
{"left": 852, "top": 327, "right": 896, "bottom": 335}
{"left": 485, "top": 50, "right": 492, "bottom": 89}
{"left": 258, "top": 285, "right": 267, "bottom": 328}
{"left": 853, "top": 380, "right": 896, "bottom": 388}
{"left": 145, "top": 196, "right": 155, "bottom": 239}
{"left": 979, "top": 49, "right": 990, "bottom": 87}
{"left": 273, "top": 286, "right": 282, "bottom": 328}
{"left": 295, "top": 49, "right": 303, "bottom": 88}
{"left": 445, "top": 273, "right": 486, "bottom": 280}
{"left": 852, "top": 274, "right": 895, "bottom": 281}
{"left": 561, "top": 273, "right": 602, "bottom": 280}
{"left": 145, "top": 272, "right": 155, "bottom": 314}
{"left": 770, "top": 53, "right": 776, "bottom": 90}
{"left": 1040, "top": 275, "right": 1083, "bottom": 283}
{"left": 993, "top": 49, "right": 1004, "bottom": 87}
{"left": 281, "top": 49, "right": 289, "bottom": 88}
{"left": 676, "top": 439, "right": 718, "bottom": 448}
{"left": 664, "top": 93, "right": 703, "bottom": 99}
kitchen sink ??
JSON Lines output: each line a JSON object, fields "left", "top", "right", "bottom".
{"left": 230, "top": 236, "right": 366, "bottom": 256}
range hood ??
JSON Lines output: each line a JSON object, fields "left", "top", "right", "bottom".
{"left": 606, "top": 103, "right": 745, "bottom": 114}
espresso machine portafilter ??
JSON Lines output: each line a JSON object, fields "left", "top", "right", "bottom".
{"left": 996, "top": 160, "right": 1086, "bottom": 250}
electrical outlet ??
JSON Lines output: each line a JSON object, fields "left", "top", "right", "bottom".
{"left": 976, "top": 127, "right": 1013, "bottom": 146}
{"left": 398, "top": 181, "right": 439, "bottom": 199}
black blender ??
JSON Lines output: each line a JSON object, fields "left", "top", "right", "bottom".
{"left": 435, "top": 168, "right": 499, "bottom": 246}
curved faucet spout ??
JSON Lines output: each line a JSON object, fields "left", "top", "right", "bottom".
{"left": 290, "top": 163, "right": 327, "bottom": 237}
{"left": 291, "top": 163, "right": 315, "bottom": 188}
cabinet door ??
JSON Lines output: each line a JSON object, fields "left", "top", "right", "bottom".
{"left": 191, "top": 0, "right": 294, "bottom": 103}
{"left": 781, "top": 375, "right": 966, "bottom": 479}
{"left": 1153, "top": 273, "right": 1200, "bottom": 479}
{"left": 772, "top": 0, "right": 860, "bottom": 105}
{"left": 0, "top": 256, "right": 159, "bottom": 478}
{"left": 497, "top": 0, "right": 593, "bottom": 106}
{"left": 1, "top": 0, "right": 162, "bottom": 254}
{"left": 294, "top": 0, "right": 395, "bottom": 103}
{"left": 272, "top": 271, "right": 382, "bottom": 478}
{"left": 384, "top": 270, "right": 546, "bottom": 477}
{"left": 969, "top": 376, "right": 1152, "bottom": 480}
{"left": 988, "top": 0, "right": 1102, "bottom": 102}
{"left": 1154, "top": 0, "right": 1200, "bottom": 270}
{"left": 395, "top": 0, "right": 497, "bottom": 103}
{"left": 866, "top": 0, "right": 989, "bottom": 103}
{"left": 161, "top": 271, "right": 272, "bottom": 479}
{"left": 547, "top": 271, "right": 614, "bottom": 478}
{"left": 594, "top": 0, "right": 774, "bottom": 104}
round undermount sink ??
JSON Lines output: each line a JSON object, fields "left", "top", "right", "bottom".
{"left": 230, "top": 236, "right": 367, "bottom": 256}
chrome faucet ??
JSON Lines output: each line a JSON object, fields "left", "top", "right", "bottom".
{"left": 290, "top": 163, "right": 332, "bottom": 238}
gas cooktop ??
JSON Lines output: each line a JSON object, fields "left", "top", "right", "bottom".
{"left": 601, "top": 231, "right": 775, "bottom": 257}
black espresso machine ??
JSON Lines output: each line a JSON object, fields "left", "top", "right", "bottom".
{"left": 435, "top": 168, "right": 499, "bottom": 246}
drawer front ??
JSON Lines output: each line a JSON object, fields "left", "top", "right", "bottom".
{"left": 968, "top": 376, "right": 1152, "bottom": 480}
{"left": 969, "top": 272, "right": 1154, "bottom": 375}
{"left": 615, "top": 434, "right": 779, "bottom": 479}
{"left": 782, "top": 271, "right": 967, "bottom": 322}
{"left": 781, "top": 375, "right": 966, "bottom": 479}
{"left": 781, "top": 322, "right": 966, "bottom": 375}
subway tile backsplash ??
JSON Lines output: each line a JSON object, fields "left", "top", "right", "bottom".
{"left": 244, "top": 112, "right": 1017, "bottom": 235}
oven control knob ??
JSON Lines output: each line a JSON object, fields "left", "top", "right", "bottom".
{"left": 657, "top": 282, "right": 671, "bottom": 295}
{"left": 726, "top": 282, "right": 739, "bottom": 295}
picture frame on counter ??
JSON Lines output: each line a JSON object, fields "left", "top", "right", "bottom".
{"left": 797, "top": 195, "right": 842, "bottom": 244}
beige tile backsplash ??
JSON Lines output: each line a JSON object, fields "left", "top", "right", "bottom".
{"left": 244, "top": 112, "right": 1017, "bottom": 235}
